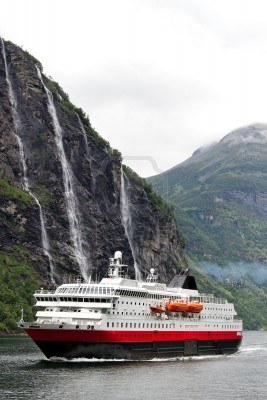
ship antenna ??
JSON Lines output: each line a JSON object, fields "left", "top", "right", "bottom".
{"left": 19, "top": 308, "right": 24, "bottom": 323}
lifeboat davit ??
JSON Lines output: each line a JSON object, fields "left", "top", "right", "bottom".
{"left": 186, "top": 301, "right": 203, "bottom": 313}
{"left": 166, "top": 300, "right": 188, "bottom": 312}
{"left": 150, "top": 305, "right": 165, "bottom": 313}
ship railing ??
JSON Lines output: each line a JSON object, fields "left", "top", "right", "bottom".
{"left": 35, "top": 290, "right": 55, "bottom": 294}
{"left": 199, "top": 295, "right": 227, "bottom": 304}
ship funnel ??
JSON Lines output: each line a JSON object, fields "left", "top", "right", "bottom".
{"left": 114, "top": 251, "right": 122, "bottom": 260}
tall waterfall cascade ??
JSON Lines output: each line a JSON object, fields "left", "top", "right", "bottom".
{"left": 77, "top": 115, "right": 96, "bottom": 195}
{"left": 120, "top": 169, "right": 142, "bottom": 281}
{"left": 36, "top": 67, "right": 90, "bottom": 280}
{"left": 0, "top": 38, "right": 56, "bottom": 282}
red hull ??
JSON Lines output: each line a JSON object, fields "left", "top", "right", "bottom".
{"left": 23, "top": 328, "right": 242, "bottom": 359}
{"left": 24, "top": 328, "right": 242, "bottom": 343}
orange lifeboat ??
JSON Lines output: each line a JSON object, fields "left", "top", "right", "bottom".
{"left": 187, "top": 301, "right": 203, "bottom": 313}
{"left": 150, "top": 305, "right": 165, "bottom": 314}
{"left": 166, "top": 300, "right": 188, "bottom": 312}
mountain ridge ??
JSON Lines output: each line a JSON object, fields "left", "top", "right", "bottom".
{"left": 148, "top": 123, "right": 267, "bottom": 263}
{"left": 148, "top": 123, "right": 267, "bottom": 329}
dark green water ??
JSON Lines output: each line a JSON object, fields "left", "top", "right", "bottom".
{"left": 0, "top": 331, "right": 266, "bottom": 399}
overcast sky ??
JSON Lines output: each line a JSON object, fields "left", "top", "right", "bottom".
{"left": 1, "top": 0, "right": 267, "bottom": 176}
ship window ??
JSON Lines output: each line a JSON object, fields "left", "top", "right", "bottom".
{"left": 126, "top": 323, "right": 128, "bottom": 327}
{"left": 121, "top": 323, "right": 123, "bottom": 328}
{"left": 112, "top": 322, "right": 114, "bottom": 327}
{"left": 107, "top": 322, "right": 109, "bottom": 327}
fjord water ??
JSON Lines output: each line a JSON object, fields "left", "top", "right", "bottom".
{"left": 1, "top": 332, "right": 266, "bottom": 400}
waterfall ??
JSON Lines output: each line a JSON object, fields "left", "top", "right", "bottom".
{"left": 36, "top": 67, "right": 90, "bottom": 280}
{"left": 0, "top": 38, "right": 56, "bottom": 283}
{"left": 120, "top": 169, "right": 142, "bottom": 281}
{"left": 77, "top": 115, "right": 96, "bottom": 195}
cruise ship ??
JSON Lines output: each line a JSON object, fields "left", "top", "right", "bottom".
{"left": 19, "top": 251, "right": 243, "bottom": 359}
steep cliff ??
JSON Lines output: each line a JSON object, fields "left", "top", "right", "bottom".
{"left": 0, "top": 39, "right": 185, "bottom": 331}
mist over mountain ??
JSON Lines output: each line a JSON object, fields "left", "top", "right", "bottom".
{"left": 149, "top": 124, "right": 267, "bottom": 329}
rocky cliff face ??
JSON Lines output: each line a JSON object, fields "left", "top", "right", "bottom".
{"left": 0, "top": 39, "right": 185, "bottom": 290}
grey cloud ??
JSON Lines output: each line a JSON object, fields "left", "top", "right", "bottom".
{"left": 65, "top": 65, "right": 215, "bottom": 111}
{"left": 150, "top": 0, "right": 267, "bottom": 47}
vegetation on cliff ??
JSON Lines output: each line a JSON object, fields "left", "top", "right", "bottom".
{"left": 0, "top": 247, "right": 39, "bottom": 333}
{"left": 149, "top": 124, "right": 267, "bottom": 329}
{"left": 191, "top": 260, "right": 267, "bottom": 330}
{"left": 0, "top": 179, "right": 32, "bottom": 207}
{"left": 148, "top": 124, "right": 267, "bottom": 263}
{"left": 123, "top": 165, "right": 175, "bottom": 215}
{"left": 44, "top": 76, "right": 123, "bottom": 161}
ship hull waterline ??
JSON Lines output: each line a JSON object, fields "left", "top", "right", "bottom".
{"left": 24, "top": 328, "right": 242, "bottom": 360}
